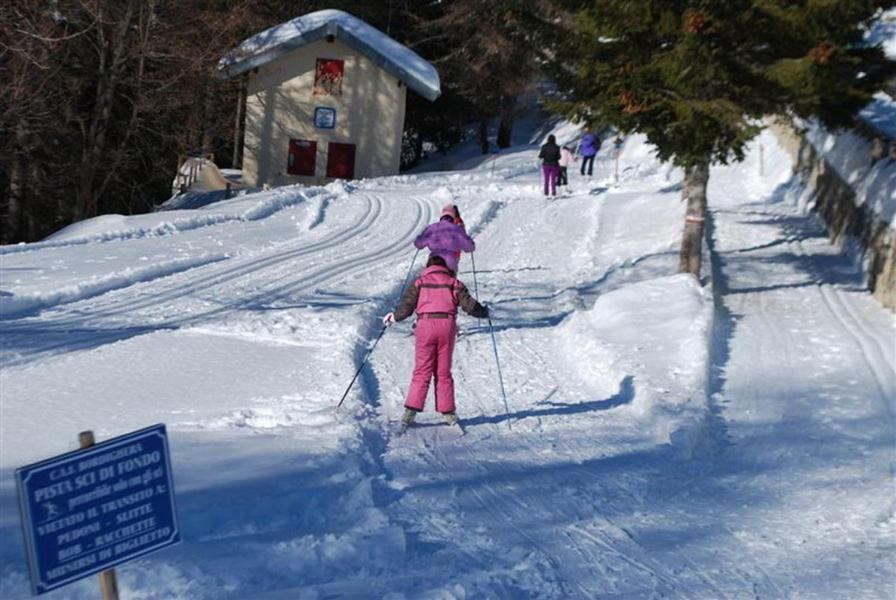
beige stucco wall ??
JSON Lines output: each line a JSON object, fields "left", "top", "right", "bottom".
{"left": 242, "top": 38, "right": 407, "bottom": 187}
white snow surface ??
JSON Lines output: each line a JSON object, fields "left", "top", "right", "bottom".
{"left": 216, "top": 9, "right": 440, "bottom": 101}
{"left": 866, "top": 7, "right": 896, "bottom": 60}
{"left": 1, "top": 119, "right": 894, "bottom": 598}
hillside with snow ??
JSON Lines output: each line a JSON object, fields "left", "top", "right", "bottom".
{"left": 1, "top": 117, "right": 894, "bottom": 598}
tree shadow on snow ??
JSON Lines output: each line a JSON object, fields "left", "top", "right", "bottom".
{"left": 445, "top": 375, "right": 635, "bottom": 428}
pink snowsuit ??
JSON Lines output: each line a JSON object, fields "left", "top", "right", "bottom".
{"left": 393, "top": 265, "right": 488, "bottom": 414}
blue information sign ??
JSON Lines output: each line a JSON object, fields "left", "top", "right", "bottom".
{"left": 16, "top": 424, "right": 180, "bottom": 595}
{"left": 314, "top": 106, "right": 336, "bottom": 129}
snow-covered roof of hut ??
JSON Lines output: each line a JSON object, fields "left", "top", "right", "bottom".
{"left": 216, "top": 9, "right": 441, "bottom": 101}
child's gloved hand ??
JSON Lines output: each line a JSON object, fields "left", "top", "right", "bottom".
{"left": 382, "top": 312, "right": 396, "bottom": 327}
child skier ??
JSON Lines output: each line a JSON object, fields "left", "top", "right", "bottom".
{"left": 383, "top": 254, "right": 489, "bottom": 432}
{"left": 414, "top": 204, "right": 475, "bottom": 273}
{"left": 557, "top": 145, "right": 574, "bottom": 189}
{"left": 450, "top": 204, "right": 466, "bottom": 265}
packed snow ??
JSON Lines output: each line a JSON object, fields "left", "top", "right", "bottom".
{"left": 866, "top": 7, "right": 896, "bottom": 60}
{"left": 1, "top": 114, "right": 893, "bottom": 598}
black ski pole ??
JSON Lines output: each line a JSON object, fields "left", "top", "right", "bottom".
{"left": 470, "top": 252, "right": 481, "bottom": 299}
{"left": 336, "top": 249, "right": 420, "bottom": 409}
{"left": 336, "top": 326, "right": 387, "bottom": 408}
{"left": 487, "top": 315, "right": 511, "bottom": 430}
{"left": 471, "top": 253, "right": 511, "bottom": 429}
{"left": 471, "top": 252, "right": 483, "bottom": 328}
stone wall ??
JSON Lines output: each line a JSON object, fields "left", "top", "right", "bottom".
{"left": 770, "top": 121, "right": 896, "bottom": 310}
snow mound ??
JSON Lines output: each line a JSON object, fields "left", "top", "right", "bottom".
{"left": 559, "top": 273, "right": 713, "bottom": 452}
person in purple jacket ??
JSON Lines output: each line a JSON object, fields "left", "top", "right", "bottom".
{"left": 414, "top": 204, "right": 475, "bottom": 272}
{"left": 578, "top": 128, "right": 601, "bottom": 177}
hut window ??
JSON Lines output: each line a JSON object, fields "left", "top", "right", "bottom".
{"left": 287, "top": 139, "right": 317, "bottom": 176}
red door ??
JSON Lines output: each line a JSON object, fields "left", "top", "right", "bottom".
{"left": 326, "top": 142, "right": 356, "bottom": 179}
{"left": 287, "top": 139, "right": 317, "bottom": 176}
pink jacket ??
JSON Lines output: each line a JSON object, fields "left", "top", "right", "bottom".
{"left": 559, "top": 147, "right": 575, "bottom": 167}
{"left": 393, "top": 266, "right": 488, "bottom": 321}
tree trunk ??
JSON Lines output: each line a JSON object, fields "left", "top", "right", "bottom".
{"left": 678, "top": 159, "right": 710, "bottom": 276}
{"left": 497, "top": 95, "right": 514, "bottom": 148}
{"left": 478, "top": 119, "right": 489, "bottom": 155}
{"left": 4, "top": 124, "right": 28, "bottom": 243}
{"left": 232, "top": 76, "right": 246, "bottom": 168}
{"left": 201, "top": 81, "right": 214, "bottom": 155}
{"left": 414, "top": 130, "right": 423, "bottom": 164}
{"left": 76, "top": 0, "right": 136, "bottom": 220}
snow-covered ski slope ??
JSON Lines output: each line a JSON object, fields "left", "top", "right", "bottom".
{"left": 1, "top": 117, "right": 893, "bottom": 598}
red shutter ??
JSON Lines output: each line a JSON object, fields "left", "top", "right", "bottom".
{"left": 326, "top": 142, "right": 356, "bottom": 179}
{"left": 287, "top": 139, "right": 317, "bottom": 176}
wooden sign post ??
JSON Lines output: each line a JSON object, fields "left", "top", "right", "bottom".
{"left": 78, "top": 431, "right": 120, "bottom": 600}
{"left": 16, "top": 423, "right": 180, "bottom": 596}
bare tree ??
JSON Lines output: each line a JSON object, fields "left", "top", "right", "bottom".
{"left": 0, "top": 0, "right": 251, "bottom": 243}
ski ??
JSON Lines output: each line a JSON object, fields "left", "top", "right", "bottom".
{"left": 393, "top": 420, "right": 465, "bottom": 437}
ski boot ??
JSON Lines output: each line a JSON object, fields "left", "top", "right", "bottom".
{"left": 397, "top": 408, "right": 417, "bottom": 435}
{"left": 442, "top": 412, "right": 465, "bottom": 435}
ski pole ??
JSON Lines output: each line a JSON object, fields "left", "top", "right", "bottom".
{"left": 396, "top": 248, "right": 421, "bottom": 304}
{"left": 471, "top": 254, "right": 511, "bottom": 429}
{"left": 487, "top": 316, "right": 511, "bottom": 430}
{"left": 336, "top": 249, "right": 420, "bottom": 409}
{"left": 470, "top": 252, "right": 481, "bottom": 299}
{"left": 336, "top": 325, "right": 387, "bottom": 408}
{"left": 470, "top": 252, "right": 482, "bottom": 327}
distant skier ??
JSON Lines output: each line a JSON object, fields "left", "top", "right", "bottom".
{"left": 383, "top": 254, "right": 489, "bottom": 432}
{"left": 414, "top": 204, "right": 475, "bottom": 273}
{"left": 449, "top": 204, "right": 466, "bottom": 265}
{"left": 577, "top": 128, "right": 601, "bottom": 178}
{"left": 451, "top": 204, "right": 465, "bottom": 230}
{"left": 539, "top": 134, "right": 561, "bottom": 197}
{"left": 557, "top": 145, "right": 575, "bottom": 189}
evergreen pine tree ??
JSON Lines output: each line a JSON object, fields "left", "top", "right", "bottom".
{"left": 550, "top": 0, "right": 895, "bottom": 275}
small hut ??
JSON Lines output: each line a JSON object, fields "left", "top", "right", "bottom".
{"left": 216, "top": 9, "right": 441, "bottom": 187}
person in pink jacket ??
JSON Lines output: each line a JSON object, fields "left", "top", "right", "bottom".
{"left": 383, "top": 254, "right": 489, "bottom": 430}
{"left": 557, "top": 145, "right": 575, "bottom": 188}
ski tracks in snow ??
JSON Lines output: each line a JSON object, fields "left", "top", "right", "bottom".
{"left": 371, "top": 182, "right": 724, "bottom": 597}
{"left": 1, "top": 192, "right": 433, "bottom": 366}
{"left": 705, "top": 150, "right": 896, "bottom": 597}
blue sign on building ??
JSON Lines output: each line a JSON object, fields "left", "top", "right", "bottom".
{"left": 16, "top": 424, "right": 180, "bottom": 595}
{"left": 314, "top": 106, "right": 336, "bottom": 129}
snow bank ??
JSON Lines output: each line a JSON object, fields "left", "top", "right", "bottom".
{"left": 804, "top": 121, "right": 896, "bottom": 231}
{"left": 859, "top": 93, "right": 896, "bottom": 140}
{"left": 1, "top": 186, "right": 329, "bottom": 254}
{"left": 0, "top": 253, "right": 228, "bottom": 319}
{"left": 866, "top": 7, "right": 896, "bottom": 60}
{"left": 558, "top": 273, "right": 713, "bottom": 454}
